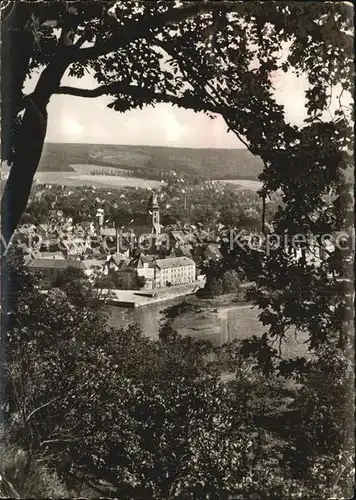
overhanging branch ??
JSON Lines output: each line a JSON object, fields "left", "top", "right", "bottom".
{"left": 57, "top": 85, "right": 117, "bottom": 98}
{"left": 57, "top": 84, "right": 223, "bottom": 115}
{"left": 157, "top": 38, "right": 251, "bottom": 150}
{"left": 57, "top": 82, "right": 251, "bottom": 151}
{"left": 65, "top": 3, "right": 230, "bottom": 62}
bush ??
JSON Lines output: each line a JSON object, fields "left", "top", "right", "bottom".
{"left": 221, "top": 269, "right": 241, "bottom": 294}
{"left": 286, "top": 345, "right": 355, "bottom": 497}
{"left": 136, "top": 275, "right": 147, "bottom": 289}
{"left": 202, "top": 269, "right": 241, "bottom": 298}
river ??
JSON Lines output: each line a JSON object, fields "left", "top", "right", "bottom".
{"left": 105, "top": 298, "right": 264, "bottom": 347}
{"left": 105, "top": 297, "right": 309, "bottom": 359}
{"left": 105, "top": 296, "right": 190, "bottom": 340}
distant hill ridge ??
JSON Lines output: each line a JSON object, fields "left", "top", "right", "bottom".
{"left": 38, "top": 143, "right": 263, "bottom": 181}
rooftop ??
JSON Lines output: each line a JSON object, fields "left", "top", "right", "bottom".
{"left": 82, "top": 259, "right": 105, "bottom": 269}
{"left": 99, "top": 228, "right": 117, "bottom": 237}
{"left": 170, "top": 231, "right": 186, "bottom": 244}
{"left": 107, "top": 253, "right": 128, "bottom": 266}
{"left": 129, "top": 253, "right": 156, "bottom": 268}
{"left": 155, "top": 256, "right": 195, "bottom": 269}
{"left": 39, "top": 252, "right": 66, "bottom": 260}
{"left": 27, "top": 259, "right": 86, "bottom": 270}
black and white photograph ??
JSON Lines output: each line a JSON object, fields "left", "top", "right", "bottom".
{"left": 0, "top": 1, "right": 354, "bottom": 498}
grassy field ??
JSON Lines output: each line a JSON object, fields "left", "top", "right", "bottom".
{"left": 170, "top": 300, "right": 309, "bottom": 360}
{"left": 37, "top": 142, "right": 264, "bottom": 180}
{"left": 2, "top": 143, "right": 264, "bottom": 190}
{"left": 32, "top": 171, "right": 162, "bottom": 189}
{"left": 218, "top": 179, "right": 262, "bottom": 191}
{"left": 70, "top": 174, "right": 161, "bottom": 189}
{"left": 31, "top": 171, "right": 264, "bottom": 191}
{"left": 7, "top": 163, "right": 262, "bottom": 191}
{"left": 71, "top": 164, "right": 134, "bottom": 175}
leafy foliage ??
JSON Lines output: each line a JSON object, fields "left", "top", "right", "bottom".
{"left": 283, "top": 344, "right": 355, "bottom": 498}
{"left": 4, "top": 250, "right": 352, "bottom": 499}
{"left": 200, "top": 257, "right": 245, "bottom": 298}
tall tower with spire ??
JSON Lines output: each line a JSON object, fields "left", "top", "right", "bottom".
{"left": 147, "top": 193, "right": 161, "bottom": 235}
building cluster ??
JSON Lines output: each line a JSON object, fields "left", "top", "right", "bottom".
{"left": 20, "top": 194, "right": 223, "bottom": 290}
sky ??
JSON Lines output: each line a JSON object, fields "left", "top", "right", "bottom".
{"left": 24, "top": 56, "right": 346, "bottom": 149}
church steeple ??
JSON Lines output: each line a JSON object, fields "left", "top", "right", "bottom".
{"left": 147, "top": 193, "right": 161, "bottom": 235}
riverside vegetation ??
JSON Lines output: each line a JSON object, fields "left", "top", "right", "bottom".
{"left": 1, "top": 247, "right": 354, "bottom": 499}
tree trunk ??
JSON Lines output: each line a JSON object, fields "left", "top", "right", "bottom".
{"left": 1, "top": 99, "right": 48, "bottom": 245}
{"left": 1, "top": 2, "right": 35, "bottom": 164}
{"left": 1, "top": 60, "right": 69, "bottom": 248}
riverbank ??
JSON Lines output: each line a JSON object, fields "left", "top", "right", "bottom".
{"left": 168, "top": 298, "right": 256, "bottom": 346}
{"left": 164, "top": 295, "right": 309, "bottom": 359}
{"left": 105, "top": 290, "right": 309, "bottom": 360}
{"left": 101, "top": 281, "right": 205, "bottom": 308}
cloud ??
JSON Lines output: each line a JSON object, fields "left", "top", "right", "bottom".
{"left": 63, "top": 117, "right": 85, "bottom": 138}
{"left": 27, "top": 61, "right": 351, "bottom": 149}
{"left": 158, "top": 106, "right": 189, "bottom": 143}
{"left": 33, "top": 70, "right": 246, "bottom": 148}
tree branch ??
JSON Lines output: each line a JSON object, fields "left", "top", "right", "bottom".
{"left": 157, "top": 38, "right": 251, "bottom": 150}
{"left": 74, "top": 29, "right": 91, "bottom": 48}
{"left": 25, "top": 396, "right": 61, "bottom": 423}
{"left": 40, "top": 438, "right": 80, "bottom": 446}
{"left": 56, "top": 84, "right": 223, "bottom": 115}
{"left": 65, "top": 3, "right": 228, "bottom": 62}
{"left": 85, "top": 480, "right": 116, "bottom": 497}
{"left": 57, "top": 84, "right": 119, "bottom": 98}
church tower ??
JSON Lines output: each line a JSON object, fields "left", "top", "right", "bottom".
{"left": 147, "top": 193, "right": 161, "bottom": 235}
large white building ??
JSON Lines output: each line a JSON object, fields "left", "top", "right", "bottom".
{"left": 154, "top": 257, "right": 196, "bottom": 288}
{"left": 115, "top": 255, "right": 196, "bottom": 289}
